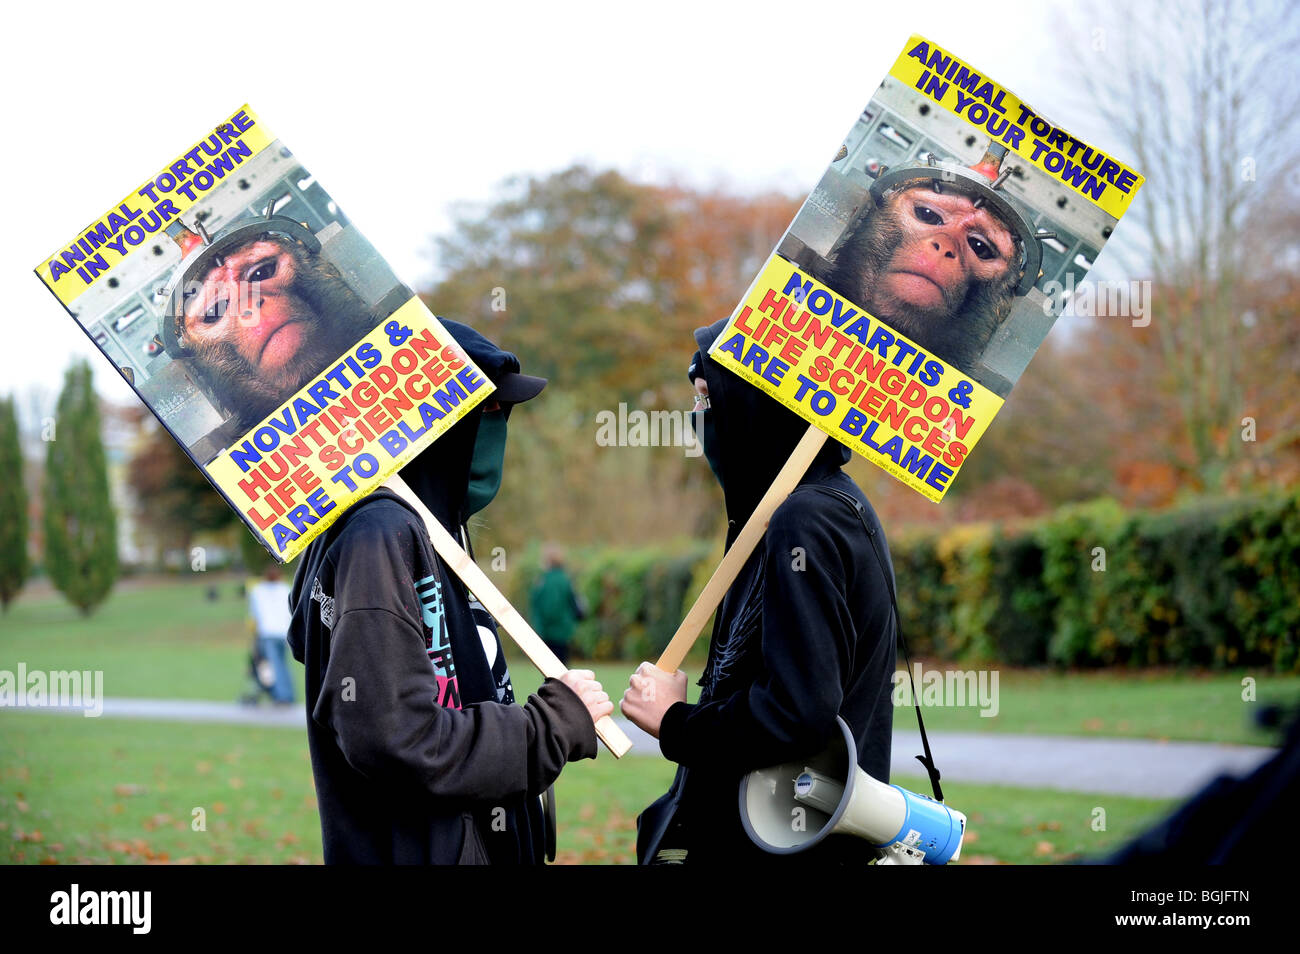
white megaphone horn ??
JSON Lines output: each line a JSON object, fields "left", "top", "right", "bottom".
{"left": 739, "top": 716, "right": 966, "bottom": 865}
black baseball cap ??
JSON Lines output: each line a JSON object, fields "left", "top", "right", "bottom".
{"left": 492, "top": 371, "right": 547, "bottom": 404}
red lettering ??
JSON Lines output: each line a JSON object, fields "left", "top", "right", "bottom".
{"left": 363, "top": 405, "right": 394, "bottom": 433}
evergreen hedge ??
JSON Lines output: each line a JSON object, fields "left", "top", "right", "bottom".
{"left": 511, "top": 491, "right": 1299, "bottom": 670}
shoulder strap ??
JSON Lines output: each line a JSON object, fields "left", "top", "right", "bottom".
{"left": 792, "top": 484, "right": 945, "bottom": 803}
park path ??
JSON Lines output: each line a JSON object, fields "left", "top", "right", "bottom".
{"left": 18, "top": 697, "right": 1279, "bottom": 799}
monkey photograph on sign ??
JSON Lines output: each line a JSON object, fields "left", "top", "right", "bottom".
{"left": 38, "top": 116, "right": 411, "bottom": 466}
{"left": 819, "top": 158, "right": 1025, "bottom": 375}
{"left": 35, "top": 107, "right": 497, "bottom": 563}
{"left": 158, "top": 210, "right": 396, "bottom": 460}
{"left": 781, "top": 71, "right": 1120, "bottom": 397}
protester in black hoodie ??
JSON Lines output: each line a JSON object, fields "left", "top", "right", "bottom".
{"left": 288, "top": 319, "right": 611, "bottom": 865}
{"left": 621, "top": 317, "right": 898, "bottom": 865}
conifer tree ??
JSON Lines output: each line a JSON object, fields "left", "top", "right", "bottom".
{"left": 0, "top": 395, "right": 29, "bottom": 610}
{"left": 43, "top": 361, "right": 118, "bottom": 614}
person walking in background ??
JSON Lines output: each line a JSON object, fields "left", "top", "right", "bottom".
{"left": 530, "top": 545, "right": 585, "bottom": 667}
{"left": 248, "top": 565, "right": 295, "bottom": 705}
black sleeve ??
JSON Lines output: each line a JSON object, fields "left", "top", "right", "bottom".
{"left": 658, "top": 494, "right": 874, "bottom": 772}
{"left": 519, "top": 679, "right": 598, "bottom": 794}
{"left": 311, "top": 512, "right": 595, "bottom": 802}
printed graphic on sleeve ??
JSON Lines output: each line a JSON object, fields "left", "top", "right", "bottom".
{"left": 415, "top": 572, "right": 461, "bottom": 709}
{"left": 468, "top": 592, "right": 514, "bottom": 704}
{"left": 310, "top": 576, "right": 335, "bottom": 630}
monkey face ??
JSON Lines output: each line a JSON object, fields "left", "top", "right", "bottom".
{"left": 176, "top": 235, "right": 378, "bottom": 430}
{"left": 824, "top": 183, "right": 1023, "bottom": 371}
{"left": 877, "top": 187, "right": 1016, "bottom": 317}
{"left": 180, "top": 238, "right": 316, "bottom": 393}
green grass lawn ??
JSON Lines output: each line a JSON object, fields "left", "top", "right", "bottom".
{"left": 0, "top": 575, "right": 306, "bottom": 702}
{"left": 0, "top": 712, "right": 1172, "bottom": 865}
{"left": 0, "top": 710, "right": 679, "bottom": 865}
{"left": 0, "top": 575, "right": 1287, "bottom": 865}
{"left": 5, "top": 575, "right": 1291, "bottom": 744}
{"left": 871, "top": 665, "right": 1298, "bottom": 744}
{"left": 1, "top": 712, "right": 322, "bottom": 864}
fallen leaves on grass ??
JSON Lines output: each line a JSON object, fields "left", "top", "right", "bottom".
{"left": 103, "top": 838, "right": 169, "bottom": 862}
{"left": 1021, "top": 821, "right": 1063, "bottom": 835}
{"left": 552, "top": 806, "right": 638, "bottom": 864}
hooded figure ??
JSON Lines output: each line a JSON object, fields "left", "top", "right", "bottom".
{"left": 288, "top": 318, "right": 605, "bottom": 865}
{"left": 626, "top": 317, "right": 899, "bottom": 865}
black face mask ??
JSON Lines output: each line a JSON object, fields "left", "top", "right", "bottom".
{"left": 688, "top": 349, "right": 725, "bottom": 490}
{"left": 689, "top": 407, "right": 724, "bottom": 490}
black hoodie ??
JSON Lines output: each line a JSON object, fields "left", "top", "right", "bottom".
{"left": 287, "top": 318, "right": 596, "bottom": 865}
{"left": 638, "top": 317, "right": 898, "bottom": 865}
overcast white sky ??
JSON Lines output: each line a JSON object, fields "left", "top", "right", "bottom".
{"left": 5, "top": 0, "right": 1117, "bottom": 412}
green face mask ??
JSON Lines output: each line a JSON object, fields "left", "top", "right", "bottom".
{"left": 466, "top": 409, "right": 509, "bottom": 515}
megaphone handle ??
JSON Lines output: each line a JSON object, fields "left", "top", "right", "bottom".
{"left": 385, "top": 475, "right": 634, "bottom": 759}
{"left": 656, "top": 425, "right": 827, "bottom": 673}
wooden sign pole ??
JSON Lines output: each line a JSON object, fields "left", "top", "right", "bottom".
{"left": 655, "top": 424, "right": 828, "bottom": 673}
{"left": 385, "top": 474, "right": 633, "bottom": 759}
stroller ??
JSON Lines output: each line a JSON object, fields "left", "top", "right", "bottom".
{"left": 237, "top": 635, "right": 278, "bottom": 705}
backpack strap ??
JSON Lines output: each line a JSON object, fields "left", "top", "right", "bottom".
{"left": 793, "top": 484, "right": 945, "bottom": 803}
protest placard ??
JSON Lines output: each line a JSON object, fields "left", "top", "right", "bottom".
{"left": 34, "top": 106, "right": 492, "bottom": 562}
{"left": 707, "top": 34, "right": 1144, "bottom": 503}
{"left": 658, "top": 33, "right": 1144, "bottom": 671}
{"left": 33, "top": 104, "right": 631, "bottom": 756}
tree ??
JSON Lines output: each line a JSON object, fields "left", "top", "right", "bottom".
{"left": 424, "top": 166, "right": 802, "bottom": 549}
{"left": 128, "top": 420, "right": 238, "bottom": 559}
{"left": 426, "top": 165, "right": 800, "bottom": 409}
{"left": 44, "top": 361, "right": 118, "bottom": 614}
{"left": 0, "top": 395, "right": 28, "bottom": 610}
{"left": 1058, "top": 0, "right": 1300, "bottom": 492}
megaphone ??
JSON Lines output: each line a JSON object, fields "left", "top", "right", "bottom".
{"left": 739, "top": 716, "right": 966, "bottom": 865}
